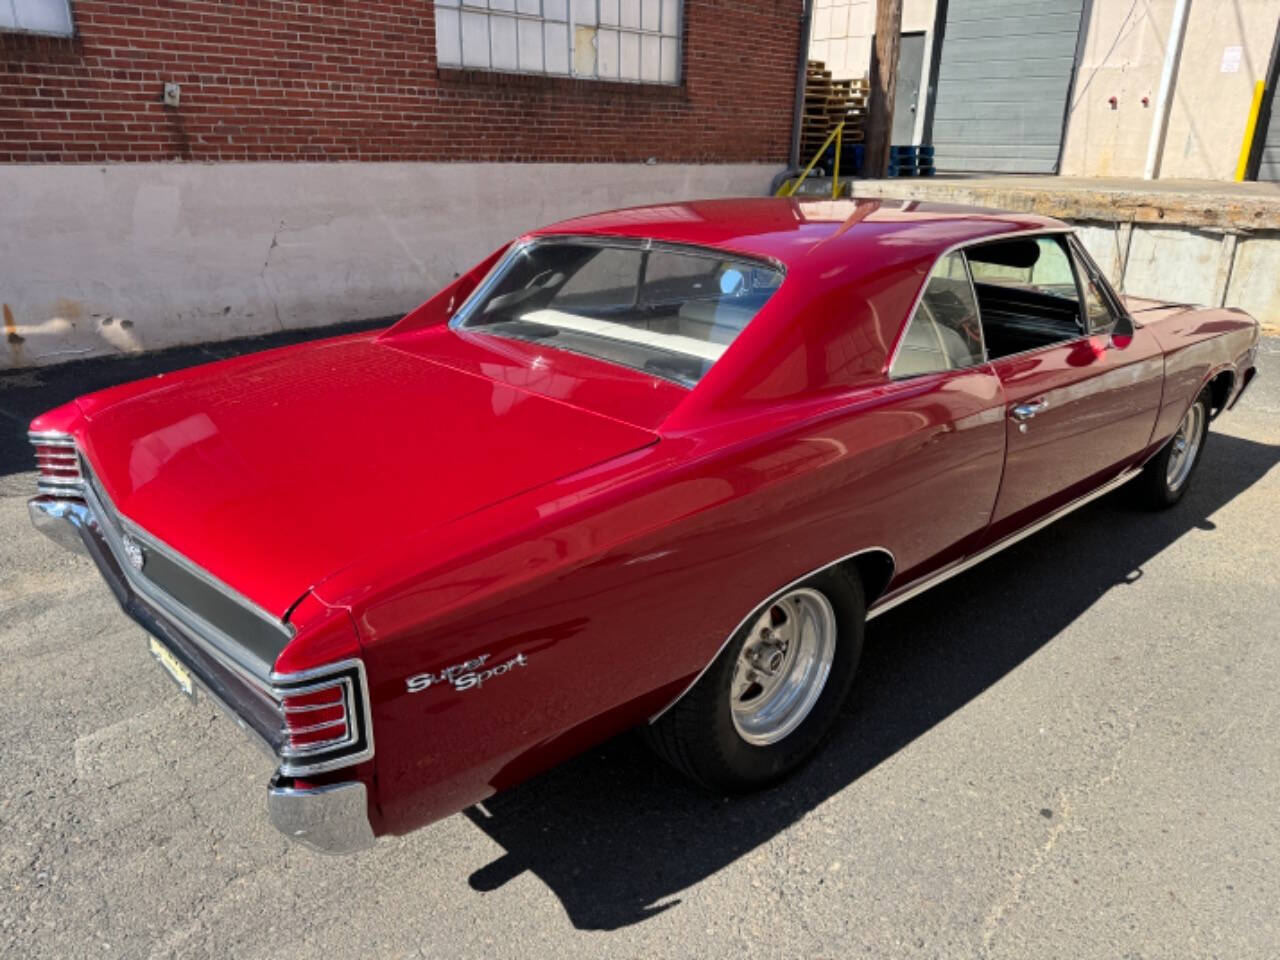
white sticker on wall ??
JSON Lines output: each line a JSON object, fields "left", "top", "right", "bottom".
{"left": 1221, "top": 46, "right": 1242, "bottom": 73}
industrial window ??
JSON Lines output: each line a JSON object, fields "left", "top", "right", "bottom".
{"left": 0, "top": 0, "right": 73, "bottom": 36}
{"left": 435, "top": 0, "right": 681, "bottom": 85}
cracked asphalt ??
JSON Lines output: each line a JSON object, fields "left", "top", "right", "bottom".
{"left": 1, "top": 334, "right": 1277, "bottom": 959}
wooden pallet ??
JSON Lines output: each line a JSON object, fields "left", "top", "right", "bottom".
{"left": 800, "top": 59, "right": 869, "bottom": 160}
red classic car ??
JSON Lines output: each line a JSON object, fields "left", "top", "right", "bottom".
{"left": 28, "top": 198, "right": 1259, "bottom": 853}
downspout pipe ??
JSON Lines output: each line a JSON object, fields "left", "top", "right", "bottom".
{"left": 1144, "top": 0, "right": 1192, "bottom": 179}
{"left": 789, "top": 0, "right": 816, "bottom": 170}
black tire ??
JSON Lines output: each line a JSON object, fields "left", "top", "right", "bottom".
{"left": 1133, "top": 389, "right": 1211, "bottom": 510}
{"left": 644, "top": 567, "right": 865, "bottom": 793}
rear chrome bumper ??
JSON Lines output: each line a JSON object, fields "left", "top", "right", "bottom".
{"left": 268, "top": 778, "right": 375, "bottom": 854}
{"left": 29, "top": 495, "right": 376, "bottom": 854}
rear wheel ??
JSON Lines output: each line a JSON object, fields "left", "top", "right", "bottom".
{"left": 644, "top": 568, "right": 864, "bottom": 793}
{"left": 1135, "top": 390, "right": 1210, "bottom": 509}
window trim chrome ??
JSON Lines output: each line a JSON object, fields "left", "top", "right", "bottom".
{"left": 885, "top": 226, "right": 1077, "bottom": 380}
{"left": 888, "top": 248, "right": 988, "bottom": 381}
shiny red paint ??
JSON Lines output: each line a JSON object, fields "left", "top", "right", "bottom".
{"left": 35, "top": 198, "right": 1260, "bottom": 839}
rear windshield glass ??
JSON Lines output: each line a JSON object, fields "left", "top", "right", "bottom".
{"left": 453, "top": 239, "right": 784, "bottom": 387}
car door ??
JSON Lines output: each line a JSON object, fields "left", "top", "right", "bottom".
{"left": 877, "top": 249, "right": 1008, "bottom": 585}
{"left": 971, "top": 233, "right": 1164, "bottom": 543}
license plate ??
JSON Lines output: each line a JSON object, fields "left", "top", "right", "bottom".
{"left": 149, "top": 637, "right": 195, "bottom": 698}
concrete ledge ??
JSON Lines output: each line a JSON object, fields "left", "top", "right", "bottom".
{"left": 852, "top": 176, "right": 1280, "bottom": 232}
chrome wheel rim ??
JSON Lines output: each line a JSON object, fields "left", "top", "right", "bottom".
{"left": 730, "top": 587, "right": 837, "bottom": 746}
{"left": 1166, "top": 401, "right": 1205, "bottom": 492}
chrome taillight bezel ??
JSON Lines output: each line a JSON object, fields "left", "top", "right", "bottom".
{"left": 271, "top": 659, "right": 374, "bottom": 777}
{"left": 29, "top": 430, "right": 83, "bottom": 497}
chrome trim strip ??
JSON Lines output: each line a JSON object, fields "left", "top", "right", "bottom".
{"left": 866, "top": 466, "right": 1142, "bottom": 621}
{"left": 80, "top": 473, "right": 279, "bottom": 690}
{"left": 28, "top": 430, "right": 77, "bottom": 446}
{"left": 647, "top": 546, "right": 896, "bottom": 723}
{"left": 267, "top": 778, "right": 375, "bottom": 855}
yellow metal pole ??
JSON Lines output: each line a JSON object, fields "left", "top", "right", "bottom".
{"left": 1235, "top": 80, "right": 1266, "bottom": 182}
{"left": 778, "top": 122, "right": 844, "bottom": 197}
{"left": 832, "top": 123, "right": 843, "bottom": 199}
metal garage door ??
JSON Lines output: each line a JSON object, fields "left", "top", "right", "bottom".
{"left": 1259, "top": 84, "right": 1280, "bottom": 181}
{"left": 930, "top": 0, "right": 1087, "bottom": 173}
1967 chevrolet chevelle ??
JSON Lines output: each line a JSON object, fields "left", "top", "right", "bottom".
{"left": 29, "top": 198, "right": 1259, "bottom": 853}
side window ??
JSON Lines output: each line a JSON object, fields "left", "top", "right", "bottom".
{"left": 966, "top": 235, "right": 1084, "bottom": 360}
{"left": 1068, "top": 239, "right": 1122, "bottom": 334}
{"left": 890, "top": 252, "right": 984, "bottom": 379}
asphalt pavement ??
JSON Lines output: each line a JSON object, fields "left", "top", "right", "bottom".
{"left": 1, "top": 334, "right": 1277, "bottom": 959}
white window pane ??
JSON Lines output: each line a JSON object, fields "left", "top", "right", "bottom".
{"left": 516, "top": 0, "right": 540, "bottom": 12}
{"left": 461, "top": 11, "right": 491, "bottom": 68}
{"left": 573, "top": 25, "right": 597, "bottom": 75}
{"left": 640, "top": 33, "right": 660, "bottom": 81}
{"left": 600, "top": 0, "right": 619, "bottom": 26}
{"left": 13, "top": 0, "right": 73, "bottom": 34}
{"left": 491, "top": 14, "right": 518, "bottom": 69}
{"left": 489, "top": 0, "right": 516, "bottom": 10}
{"left": 572, "top": 0, "right": 597, "bottom": 25}
{"left": 640, "top": 0, "right": 659, "bottom": 32}
{"left": 597, "top": 28, "right": 619, "bottom": 77}
{"left": 544, "top": 0, "right": 568, "bottom": 21}
{"left": 660, "top": 36, "right": 678, "bottom": 82}
{"left": 543, "top": 20, "right": 570, "bottom": 73}
{"left": 619, "top": 30, "right": 640, "bottom": 79}
{"left": 518, "top": 18, "right": 544, "bottom": 71}
{"left": 435, "top": 0, "right": 459, "bottom": 6}
{"left": 660, "top": 0, "right": 678, "bottom": 35}
{"left": 619, "top": 0, "right": 640, "bottom": 29}
{"left": 436, "top": 7, "right": 462, "bottom": 64}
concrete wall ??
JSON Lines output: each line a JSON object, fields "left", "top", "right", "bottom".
{"left": 809, "top": 0, "right": 936, "bottom": 79}
{"left": 0, "top": 161, "right": 775, "bottom": 369}
{"left": 1055, "top": 0, "right": 1277, "bottom": 180}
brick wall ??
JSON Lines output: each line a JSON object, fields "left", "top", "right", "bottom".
{"left": 0, "top": 0, "right": 802, "bottom": 164}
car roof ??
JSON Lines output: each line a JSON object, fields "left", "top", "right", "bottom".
{"left": 533, "top": 197, "right": 1068, "bottom": 267}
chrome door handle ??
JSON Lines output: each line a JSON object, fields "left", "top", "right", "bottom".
{"left": 1010, "top": 399, "right": 1049, "bottom": 422}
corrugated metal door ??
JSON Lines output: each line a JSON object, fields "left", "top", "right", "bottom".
{"left": 1259, "top": 85, "right": 1280, "bottom": 181}
{"left": 930, "top": 0, "right": 1087, "bottom": 173}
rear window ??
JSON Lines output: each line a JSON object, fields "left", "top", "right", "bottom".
{"left": 453, "top": 239, "right": 784, "bottom": 387}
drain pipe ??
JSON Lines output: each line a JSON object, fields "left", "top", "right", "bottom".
{"left": 1143, "top": 0, "right": 1192, "bottom": 179}
{"left": 789, "top": 0, "right": 816, "bottom": 170}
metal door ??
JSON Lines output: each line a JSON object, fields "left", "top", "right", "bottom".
{"left": 893, "top": 32, "right": 927, "bottom": 145}
{"left": 930, "top": 0, "right": 1087, "bottom": 172}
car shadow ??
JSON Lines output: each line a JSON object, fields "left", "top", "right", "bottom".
{"left": 0, "top": 318, "right": 390, "bottom": 479}
{"left": 460, "top": 430, "right": 1279, "bottom": 931}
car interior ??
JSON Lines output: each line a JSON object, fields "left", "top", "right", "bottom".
{"left": 965, "top": 236, "right": 1086, "bottom": 360}
{"left": 461, "top": 242, "right": 783, "bottom": 386}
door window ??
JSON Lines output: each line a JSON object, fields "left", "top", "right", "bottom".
{"left": 890, "top": 251, "right": 985, "bottom": 378}
{"left": 966, "top": 235, "right": 1084, "bottom": 360}
{"left": 1067, "top": 238, "right": 1124, "bottom": 334}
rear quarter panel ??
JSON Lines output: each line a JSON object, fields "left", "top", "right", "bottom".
{"left": 324, "top": 373, "right": 1006, "bottom": 835}
{"left": 1134, "top": 302, "right": 1260, "bottom": 446}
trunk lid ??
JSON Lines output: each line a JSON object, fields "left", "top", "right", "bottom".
{"left": 76, "top": 335, "right": 657, "bottom": 617}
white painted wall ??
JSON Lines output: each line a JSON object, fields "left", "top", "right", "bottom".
{"left": 0, "top": 162, "right": 775, "bottom": 369}
{"left": 809, "top": 0, "right": 936, "bottom": 79}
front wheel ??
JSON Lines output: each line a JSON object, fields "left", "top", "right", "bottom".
{"left": 1135, "top": 389, "right": 1211, "bottom": 509}
{"left": 644, "top": 568, "right": 864, "bottom": 793}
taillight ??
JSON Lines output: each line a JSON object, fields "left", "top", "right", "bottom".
{"left": 272, "top": 660, "right": 373, "bottom": 775}
{"left": 29, "top": 432, "right": 82, "bottom": 497}
{"left": 281, "top": 683, "right": 351, "bottom": 750}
